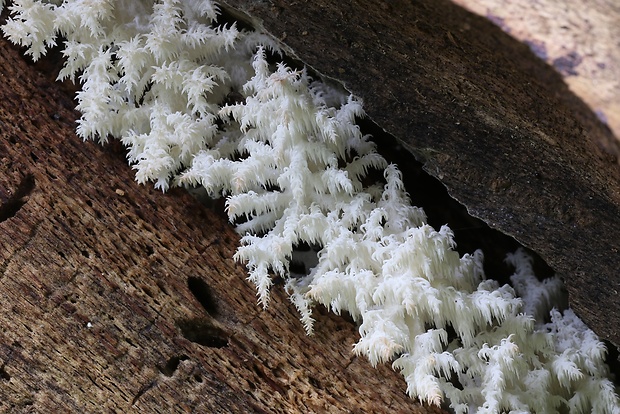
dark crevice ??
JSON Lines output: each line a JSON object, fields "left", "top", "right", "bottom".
{"left": 131, "top": 380, "right": 157, "bottom": 406}
{"left": 158, "top": 355, "right": 189, "bottom": 377}
{"left": 178, "top": 318, "right": 228, "bottom": 348}
{"left": 0, "top": 365, "right": 10, "bottom": 381}
{"left": 187, "top": 276, "right": 218, "bottom": 316}
{"left": 214, "top": 4, "right": 256, "bottom": 33}
{"left": 0, "top": 174, "right": 35, "bottom": 223}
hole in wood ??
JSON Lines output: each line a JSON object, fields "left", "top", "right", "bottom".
{"left": 0, "top": 174, "right": 35, "bottom": 223}
{"left": 158, "top": 355, "right": 189, "bottom": 377}
{"left": 178, "top": 318, "right": 228, "bottom": 348}
{"left": 0, "top": 366, "right": 10, "bottom": 381}
{"left": 187, "top": 276, "right": 218, "bottom": 316}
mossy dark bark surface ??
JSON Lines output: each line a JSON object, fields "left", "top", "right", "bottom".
{"left": 222, "top": 0, "right": 620, "bottom": 348}
{"left": 0, "top": 38, "right": 443, "bottom": 413}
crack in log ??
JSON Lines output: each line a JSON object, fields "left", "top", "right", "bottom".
{"left": 131, "top": 379, "right": 158, "bottom": 406}
{"left": 0, "top": 173, "right": 35, "bottom": 223}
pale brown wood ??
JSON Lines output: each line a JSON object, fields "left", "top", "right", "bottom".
{"left": 0, "top": 39, "right": 443, "bottom": 413}
{"left": 222, "top": 0, "right": 620, "bottom": 350}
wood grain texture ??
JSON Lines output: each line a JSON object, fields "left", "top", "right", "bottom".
{"left": 221, "top": 0, "right": 620, "bottom": 348}
{"left": 0, "top": 38, "right": 442, "bottom": 413}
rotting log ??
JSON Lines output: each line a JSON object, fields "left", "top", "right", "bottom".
{"left": 221, "top": 0, "right": 620, "bottom": 349}
{"left": 0, "top": 38, "right": 443, "bottom": 413}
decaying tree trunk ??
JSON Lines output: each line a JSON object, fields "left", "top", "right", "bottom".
{"left": 221, "top": 0, "right": 620, "bottom": 349}
{"left": 0, "top": 39, "right": 443, "bottom": 413}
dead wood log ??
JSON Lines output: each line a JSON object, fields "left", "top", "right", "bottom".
{"left": 221, "top": 0, "right": 620, "bottom": 349}
{"left": 0, "top": 38, "right": 442, "bottom": 413}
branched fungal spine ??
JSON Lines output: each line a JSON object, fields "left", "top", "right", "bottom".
{"left": 2, "top": 0, "right": 618, "bottom": 412}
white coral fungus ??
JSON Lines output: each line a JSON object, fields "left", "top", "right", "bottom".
{"left": 2, "top": 0, "right": 618, "bottom": 412}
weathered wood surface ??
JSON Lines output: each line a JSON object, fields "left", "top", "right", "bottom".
{"left": 221, "top": 0, "right": 620, "bottom": 348}
{"left": 454, "top": 0, "right": 620, "bottom": 142}
{"left": 0, "top": 39, "right": 442, "bottom": 413}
